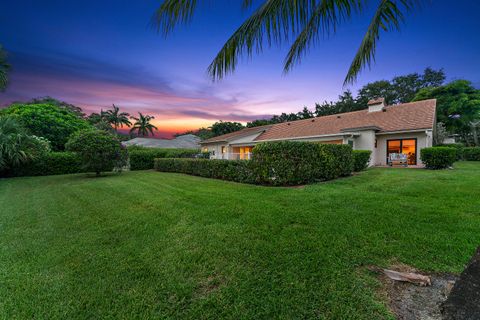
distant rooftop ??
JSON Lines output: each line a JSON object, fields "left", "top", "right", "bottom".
{"left": 122, "top": 134, "right": 200, "bottom": 149}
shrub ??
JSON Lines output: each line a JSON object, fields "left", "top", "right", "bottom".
{"left": 154, "top": 158, "right": 255, "bottom": 184}
{"left": 252, "top": 141, "right": 353, "bottom": 185}
{"left": 155, "top": 141, "right": 354, "bottom": 186}
{"left": 463, "top": 147, "right": 480, "bottom": 161}
{"left": 420, "top": 147, "right": 456, "bottom": 169}
{"left": 128, "top": 147, "right": 200, "bottom": 170}
{"left": 0, "top": 152, "right": 83, "bottom": 177}
{"left": 0, "top": 116, "right": 51, "bottom": 170}
{"left": 352, "top": 150, "right": 372, "bottom": 172}
{"left": 66, "top": 129, "right": 127, "bottom": 176}
{"left": 438, "top": 143, "right": 464, "bottom": 160}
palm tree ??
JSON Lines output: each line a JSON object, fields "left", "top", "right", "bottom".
{"left": 0, "top": 116, "right": 47, "bottom": 169}
{"left": 104, "top": 104, "right": 132, "bottom": 131}
{"left": 0, "top": 45, "right": 10, "bottom": 91}
{"left": 130, "top": 113, "right": 158, "bottom": 137}
{"left": 153, "top": 0, "right": 418, "bottom": 84}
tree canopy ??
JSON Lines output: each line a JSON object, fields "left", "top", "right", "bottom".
{"left": 0, "top": 103, "right": 92, "bottom": 150}
{"left": 413, "top": 80, "right": 480, "bottom": 145}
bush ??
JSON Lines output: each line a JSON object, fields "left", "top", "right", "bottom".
{"left": 0, "top": 152, "right": 83, "bottom": 177}
{"left": 420, "top": 147, "right": 456, "bottom": 169}
{"left": 438, "top": 143, "right": 464, "bottom": 160}
{"left": 352, "top": 150, "right": 372, "bottom": 172}
{"left": 66, "top": 129, "right": 127, "bottom": 176}
{"left": 128, "top": 148, "right": 200, "bottom": 170}
{"left": 463, "top": 147, "right": 480, "bottom": 161}
{"left": 154, "top": 158, "right": 255, "bottom": 184}
{"left": 252, "top": 141, "right": 353, "bottom": 185}
{"left": 155, "top": 141, "right": 354, "bottom": 186}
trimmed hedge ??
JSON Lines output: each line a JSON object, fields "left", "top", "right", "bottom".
{"left": 252, "top": 142, "right": 353, "bottom": 185}
{"left": 128, "top": 148, "right": 200, "bottom": 170}
{"left": 0, "top": 152, "right": 84, "bottom": 177}
{"left": 420, "top": 147, "right": 456, "bottom": 169}
{"left": 352, "top": 150, "right": 372, "bottom": 172}
{"left": 155, "top": 141, "right": 354, "bottom": 186}
{"left": 438, "top": 143, "right": 464, "bottom": 160}
{"left": 463, "top": 147, "right": 480, "bottom": 161}
{"left": 154, "top": 158, "right": 255, "bottom": 184}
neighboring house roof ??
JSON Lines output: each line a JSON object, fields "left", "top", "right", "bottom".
{"left": 123, "top": 134, "right": 201, "bottom": 149}
{"left": 200, "top": 99, "right": 436, "bottom": 144}
{"left": 201, "top": 125, "right": 273, "bottom": 144}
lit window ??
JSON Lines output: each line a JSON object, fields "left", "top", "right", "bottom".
{"left": 221, "top": 146, "right": 226, "bottom": 153}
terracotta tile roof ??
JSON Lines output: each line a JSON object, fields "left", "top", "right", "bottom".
{"left": 255, "top": 99, "right": 436, "bottom": 141}
{"left": 201, "top": 124, "right": 273, "bottom": 144}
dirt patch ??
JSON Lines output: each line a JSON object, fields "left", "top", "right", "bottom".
{"left": 374, "top": 264, "right": 458, "bottom": 320}
{"left": 193, "top": 274, "right": 225, "bottom": 299}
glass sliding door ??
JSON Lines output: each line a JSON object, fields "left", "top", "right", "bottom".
{"left": 387, "top": 139, "right": 417, "bottom": 165}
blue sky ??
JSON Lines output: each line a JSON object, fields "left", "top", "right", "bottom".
{"left": 1, "top": 0, "right": 479, "bottom": 136}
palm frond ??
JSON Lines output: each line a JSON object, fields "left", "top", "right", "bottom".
{"left": 0, "top": 45, "right": 11, "bottom": 91}
{"left": 152, "top": 0, "right": 199, "bottom": 36}
{"left": 284, "top": 0, "right": 360, "bottom": 72}
{"left": 207, "top": 0, "right": 319, "bottom": 80}
{"left": 343, "top": 0, "right": 417, "bottom": 85}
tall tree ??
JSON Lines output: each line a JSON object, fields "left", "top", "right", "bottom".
{"left": 356, "top": 80, "right": 396, "bottom": 106}
{"left": 315, "top": 90, "right": 359, "bottom": 116}
{"left": 130, "top": 113, "right": 158, "bottom": 137}
{"left": 26, "top": 96, "right": 86, "bottom": 118}
{"left": 297, "top": 107, "right": 314, "bottom": 119}
{"left": 413, "top": 80, "right": 480, "bottom": 145}
{"left": 391, "top": 67, "right": 445, "bottom": 103}
{"left": 0, "top": 45, "right": 10, "bottom": 91}
{"left": 153, "top": 0, "right": 418, "bottom": 84}
{"left": 0, "top": 103, "right": 91, "bottom": 150}
{"left": 210, "top": 121, "right": 244, "bottom": 137}
{"left": 104, "top": 104, "right": 132, "bottom": 131}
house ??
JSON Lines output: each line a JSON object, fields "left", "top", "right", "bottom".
{"left": 123, "top": 134, "right": 201, "bottom": 149}
{"left": 200, "top": 98, "right": 437, "bottom": 166}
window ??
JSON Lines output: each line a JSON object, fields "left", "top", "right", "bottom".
{"left": 221, "top": 146, "right": 226, "bottom": 153}
{"left": 387, "top": 139, "right": 417, "bottom": 165}
{"left": 347, "top": 140, "right": 354, "bottom": 147}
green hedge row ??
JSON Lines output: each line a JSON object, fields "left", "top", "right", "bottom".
{"left": 437, "top": 144, "right": 480, "bottom": 161}
{"left": 352, "top": 150, "right": 372, "bottom": 172}
{"left": 155, "top": 142, "right": 358, "bottom": 186}
{"left": 463, "top": 147, "right": 480, "bottom": 161}
{"left": 252, "top": 142, "right": 353, "bottom": 185}
{"left": 420, "top": 147, "right": 457, "bottom": 169}
{"left": 128, "top": 148, "right": 201, "bottom": 170}
{"left": 0, "top": 152, "right": 84, "bottom": 177}
{"left": 155, "top": 159, "right": 255, "bottom": 184}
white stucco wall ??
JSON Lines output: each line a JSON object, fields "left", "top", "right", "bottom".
{"left": 350, "top": 130, "right": 376, "bottom": 165}
{"left": 202, "top": 143, "right": 228, "bottom": 159}
{"left": 374, "top": 131, "right": 432, "bottom": 166}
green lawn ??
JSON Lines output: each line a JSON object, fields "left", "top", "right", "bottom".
{"left": 1, "top": 162, "right": 479, "bottom": 319}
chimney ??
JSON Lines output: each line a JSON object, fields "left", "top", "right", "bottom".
{"left": 367, "top": 98, "right": 385, "bottom": 112}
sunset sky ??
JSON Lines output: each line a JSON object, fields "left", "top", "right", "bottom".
{"left": 1, "top": 0, "right": 479, "bottom": 138}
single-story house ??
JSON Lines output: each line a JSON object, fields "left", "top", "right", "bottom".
{"left": 123, "top": 134, "right": 201, "bottom": 149}
{"left": 200, "top": 98, "right": 437, "bottom": 166}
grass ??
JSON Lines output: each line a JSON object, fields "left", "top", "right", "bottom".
{"left": 1, "top": 162, "right": 479, "bottom": 319}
